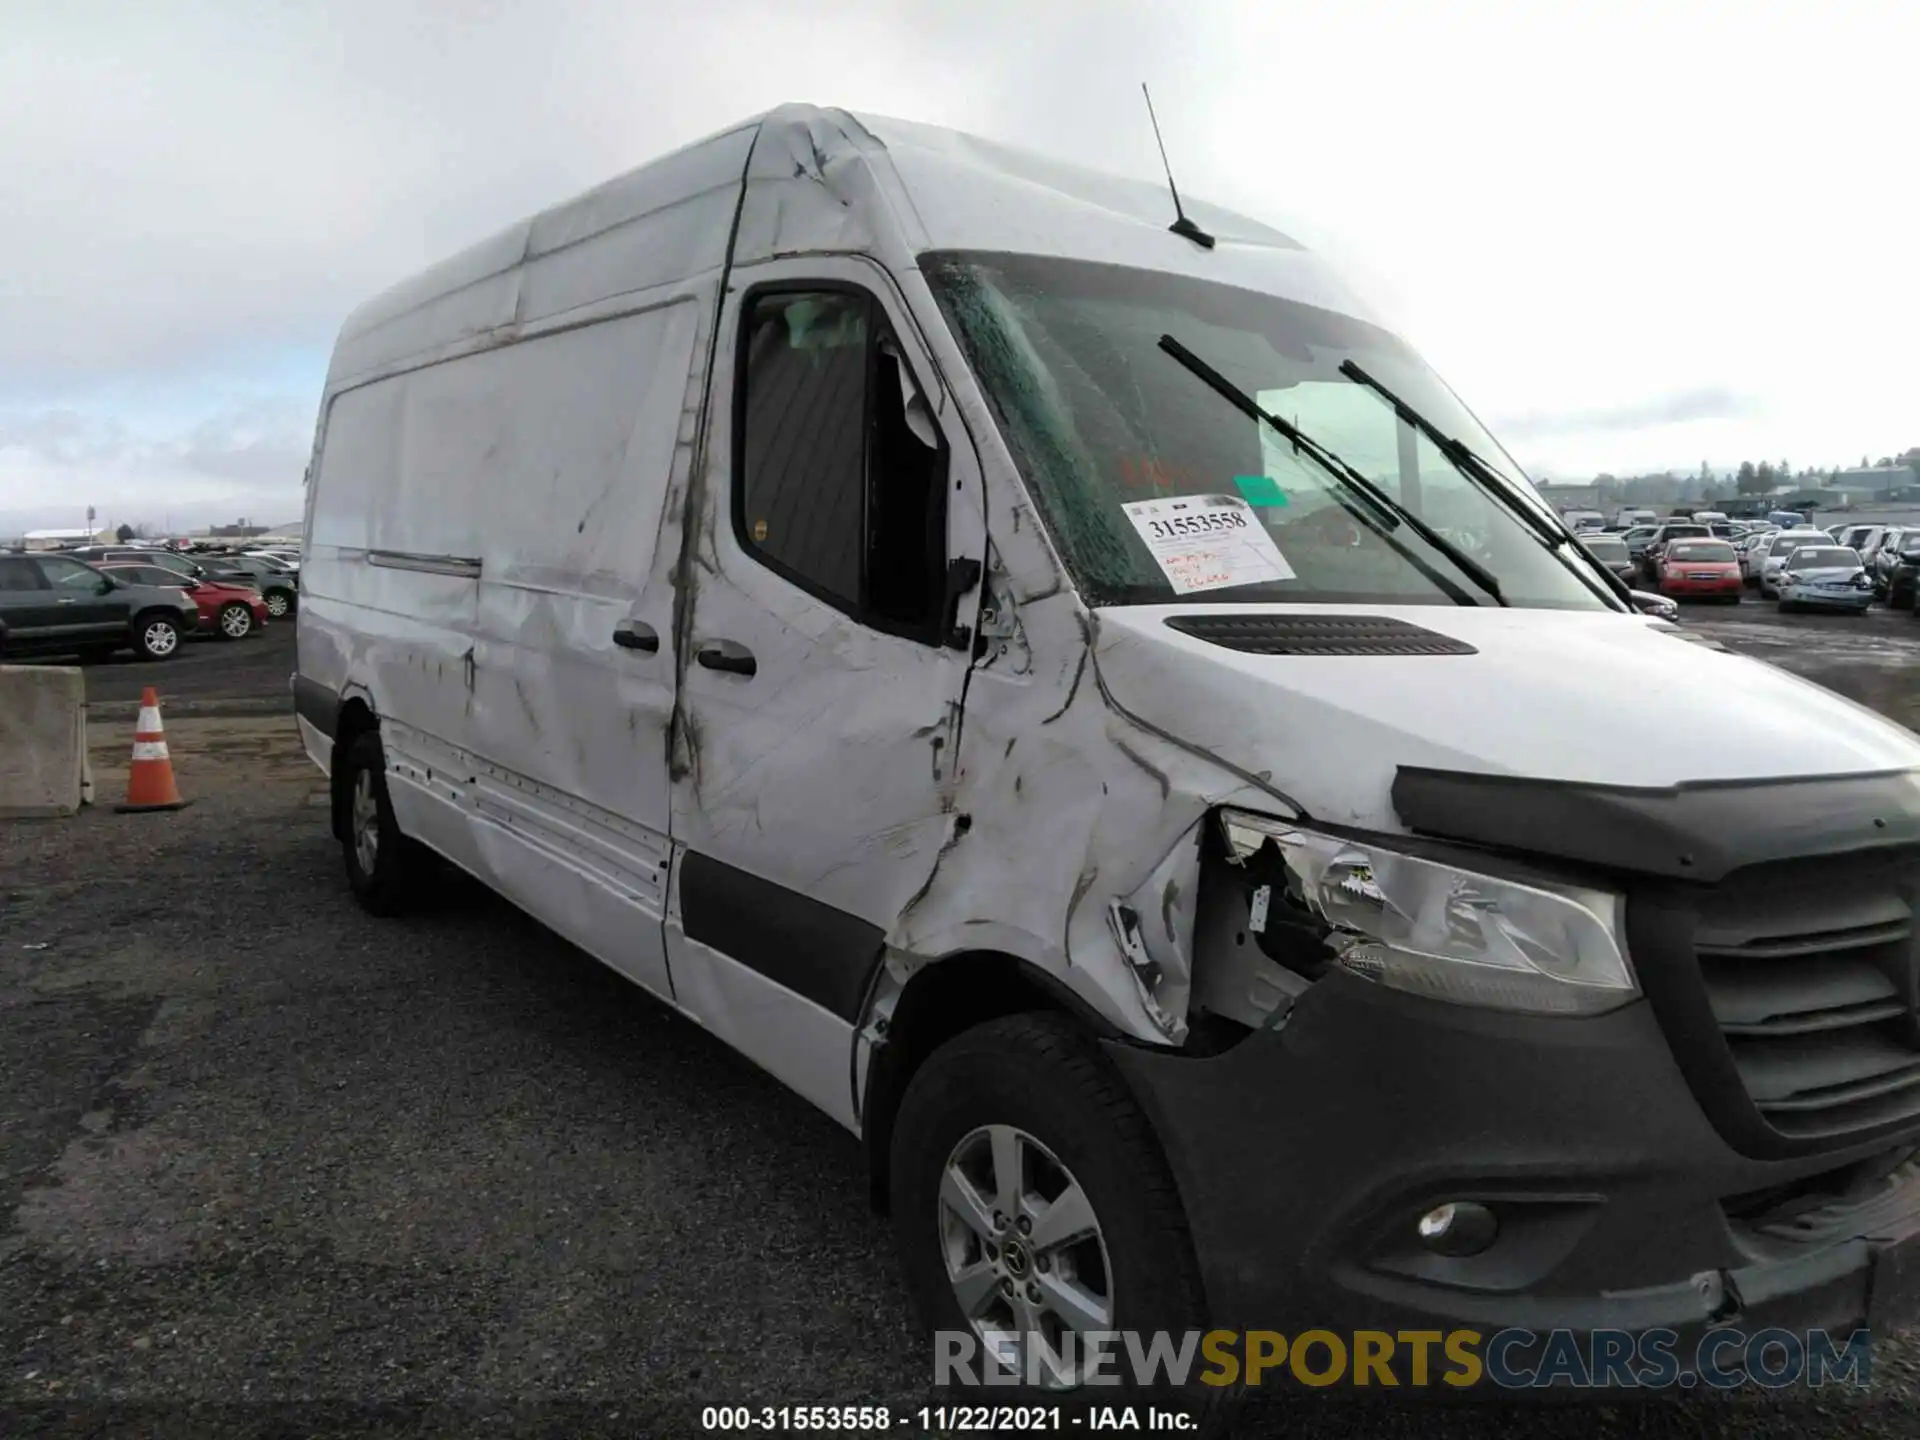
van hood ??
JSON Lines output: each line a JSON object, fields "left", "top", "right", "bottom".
{"left": 1091, "top": 604, "right": 1920, "bottom": 831}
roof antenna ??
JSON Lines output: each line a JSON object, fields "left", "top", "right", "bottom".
{"left": 1142, "top": 83, "right": 1216, "bottom": 250}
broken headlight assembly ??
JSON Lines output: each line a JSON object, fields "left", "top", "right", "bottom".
{"left": 1218, "top": 809, "right": 1637, "bottom": 1017}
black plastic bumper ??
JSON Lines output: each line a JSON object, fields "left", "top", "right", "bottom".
{"left": 1104, "top": 972, "right": 1920, "bottom": 1340}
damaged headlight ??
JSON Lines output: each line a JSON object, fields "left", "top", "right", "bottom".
{"left": 1219, "top": 810, "right": 1636, "bottom": 1016}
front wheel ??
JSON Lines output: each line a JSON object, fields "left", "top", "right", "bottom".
{"left": 890, "top": 1014, "right": 1211, "bottom": 1407}
{"left": 217, "top": 602, "right": 254, "bottom": 639}
{"left": 133, "top": 613, "right": 181, "bottom": 661}
{"left": 264, "top": 589, "right": 293, "bottom": 619}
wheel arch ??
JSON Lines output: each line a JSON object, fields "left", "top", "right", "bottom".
{"left": 328, "top": 696, "right": 380, "bottom": 843}
{"left": 860, "top": 948, "right": 1129, "bottom": 1214}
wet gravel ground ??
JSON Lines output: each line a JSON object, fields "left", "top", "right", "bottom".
{"left": 4, "top": 607, "right": 1920, "bottom": 1437}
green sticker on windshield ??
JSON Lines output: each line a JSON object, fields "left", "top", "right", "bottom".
{"left": 1233, "top": 475, "right": 1289, "bottom": 507}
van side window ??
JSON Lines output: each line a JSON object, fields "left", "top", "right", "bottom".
{"left": 736, "top": 288, "right": 947, "bottom": 639}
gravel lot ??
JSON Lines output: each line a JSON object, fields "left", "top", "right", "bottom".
{"left": 5, "top": 615, "right": 1920, "bottom": 1437}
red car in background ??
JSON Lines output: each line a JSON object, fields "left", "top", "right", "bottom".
{"left": 95, "top": 562, "right": 269, "bottom": 639}
{"left": 1653, "top": 539, "right": 1744, "bottom": 603}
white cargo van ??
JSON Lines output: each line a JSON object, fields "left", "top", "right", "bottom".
{"left": 296, "top": 104, "right": 1920, "bottom": 1382}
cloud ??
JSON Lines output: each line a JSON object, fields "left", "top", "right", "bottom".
{"left": 1492, "top": 388, "right": 1768, "bottom": 441}
{"left": 0, "top": 393, "right": 311, "bottom": 533}
{"left": 1, "top": 0, "right": 1913, "bottom": 510}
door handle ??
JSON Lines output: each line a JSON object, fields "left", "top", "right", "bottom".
{"left": 57, "top": 597, "right": 77, "bottom": 605}
{"left": 612, "top": 619, "right": 659, "bottom": 653}
{"left": 695, "top": 641, "right": 756, "bottom": 677}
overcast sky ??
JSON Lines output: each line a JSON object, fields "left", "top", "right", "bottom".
{"left": 2, "top": 0, "right": 1913, "bottom": 533}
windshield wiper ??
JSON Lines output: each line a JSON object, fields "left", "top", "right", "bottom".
{"left": 1156, "top": 334, "right": 1505, "bottom": 606}
{"left": 1337, "top": 360, "right": 1630, "bottom": 610}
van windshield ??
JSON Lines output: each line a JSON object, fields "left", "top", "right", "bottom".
{"left": 922, "top": 251, "right": 1612, "bottom": 610}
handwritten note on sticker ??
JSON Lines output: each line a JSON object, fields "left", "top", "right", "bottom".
{"left": 1121, "top": 494, "right": 1296, "bottom": 596}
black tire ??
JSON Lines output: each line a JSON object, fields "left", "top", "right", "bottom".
{"left": 264, "top": 588, "right": 294, "bottom": 619}
{"left": 216, "top": 602, "right": 254, "bottom": 640}
{"left": 132, "top": 612, "right": 182, "bottom": 661}
{"left": 338, "top": 730, "right": 425, "bottom": 916}
{"left": 890, "top": 1013, "right": 1216, "bottom": 1417}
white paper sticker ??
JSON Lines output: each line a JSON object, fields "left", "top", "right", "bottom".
{"left": 1121, "top": 494, "right": 1296, "bottom": 595}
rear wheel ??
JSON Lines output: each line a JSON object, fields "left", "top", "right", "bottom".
{"left": 338, "top": 730, "right": 427, "bottom": 916}
{"left": 133, "top": 613, "right": 181, "bottom": 660}
{"left": 264, "top": 588, "right": 293, "bottom": 619}
{"left": 217, "top": 602, "right": 254, "bottom": 639}
{"left": 890, "top": 1014, "right": 1213, "bottom": 1413}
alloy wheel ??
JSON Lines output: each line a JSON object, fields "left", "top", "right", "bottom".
{"left": 938, "top": 1124, "right": 1113, "bottom": 1389}
{"left": 352, "top": 767, "right": 380, "bottom": 875}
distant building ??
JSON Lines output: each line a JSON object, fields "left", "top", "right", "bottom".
{"left": 203, "top": 522, "right": 271, "bottom": 539}
{"left": 21, "top": 527, "right": 112, "bottom": 550}
{"left": 1829, "top": 466, "right": 1918, "bottom": 496}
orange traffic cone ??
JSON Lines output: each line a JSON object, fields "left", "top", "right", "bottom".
{"left": 115, "top": 687, "right": 190, "bottom": 813}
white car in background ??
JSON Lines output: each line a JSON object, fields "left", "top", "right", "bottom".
{"left": 1757, "top": 530, "right": 1836, "bottom": 598}
{"left": 1775, "top": 545, "right": 1875, "bottom": 613}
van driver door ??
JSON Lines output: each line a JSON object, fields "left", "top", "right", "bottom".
{"left": 665, "top": 256, "right": 985, "bottom": 1125}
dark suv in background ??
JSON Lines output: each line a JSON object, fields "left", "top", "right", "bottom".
{"left": 0, "top": 552, "right": 199, "bottom": 661}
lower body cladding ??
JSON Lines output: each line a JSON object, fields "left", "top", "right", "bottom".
{"left": 1108, "top": 972, "right": 1920, "bottom": 1348}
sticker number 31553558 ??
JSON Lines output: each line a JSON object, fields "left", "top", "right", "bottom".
{"left": 1121, "top": 493, "right": 1295, "bottom": 595}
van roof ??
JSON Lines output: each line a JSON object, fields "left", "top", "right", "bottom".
{"left": 325, "top": 104, "right": 1384, "bottom": 395}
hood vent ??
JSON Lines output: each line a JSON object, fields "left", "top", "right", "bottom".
{"left": 1163, "top": 614, "right": 1477, "bottom": 656}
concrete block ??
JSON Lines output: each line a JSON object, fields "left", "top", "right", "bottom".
{"left": 0, "top": 665, "right": 88, "bottom": 818}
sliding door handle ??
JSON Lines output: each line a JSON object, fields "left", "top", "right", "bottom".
{"left": 612, "top": 619, "right": 659, "bottom": 653}
{"left": 695, "top": 641, "right": 756, "bottom": 677}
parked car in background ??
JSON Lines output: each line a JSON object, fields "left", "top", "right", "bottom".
{"left": 1639, "top": 522, "right": 1713, "bottom": 580}
{"left": 1653, "top": 539, "right": 1743, "bottom": 602}
{"left": 1612, "top": 506, "right": 1659, "bottom": 529}
{"left": 1768, "top": 509, "right": 1812, "bottom": 529}
{"left": 179, "top": 552, "right": 300, "bottom": 618}
{"left": 1839, "top": 524, "right": 1884, "bottom": 559}
{"left": 0, "top": 552, "right": 197, "bottom": 661}
{"left": 1578, "top": 533, "right": 1638, "bottom": 586}
{"left": 94, "top": 562, "right": 269, "bottom": 639}
{"left": 1775, "top": 546, "right": 1875, "bottom": 613}
{"left": 1873, "top": 533, "right": 1920, "bottom": 609}
{"left": 1758, "top": 530, "right": 1838, "bottom": 599}
{"left": 1866, "top": 528, "right": 1908, "bottom": 591}
{"left": 1619, "top": 524, "right": 1661, "bottom": 562}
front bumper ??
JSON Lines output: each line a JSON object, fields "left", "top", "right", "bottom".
{"left": 1660, "top": 578, "right": 1743, "bottom": 598}
{"left": 1778, "top": 583, "right": 1873, "bottom": 609}
{"left": 1106, "top": 973, "right": 1920, "bottom": 1341}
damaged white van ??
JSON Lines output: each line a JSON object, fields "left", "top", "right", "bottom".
{"left": 296, "top": 105, "right": 1920, "bottom": 1382}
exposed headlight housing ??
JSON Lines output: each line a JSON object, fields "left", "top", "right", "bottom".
{"left": 1219, "top": 811, "right": 1638, "bottom": 1016}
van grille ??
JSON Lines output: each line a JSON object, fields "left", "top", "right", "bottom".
{"left": 1644, "top": 849, "right": 1920, "bottom": 1151}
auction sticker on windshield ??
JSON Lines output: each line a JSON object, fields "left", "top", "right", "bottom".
{"left": 1122, "top": 494, "right": 1296, "bottom": 595}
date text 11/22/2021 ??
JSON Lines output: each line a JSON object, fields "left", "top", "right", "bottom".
{"left": 700, "top": 1404, "right": 1198, "bottom": 1431}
